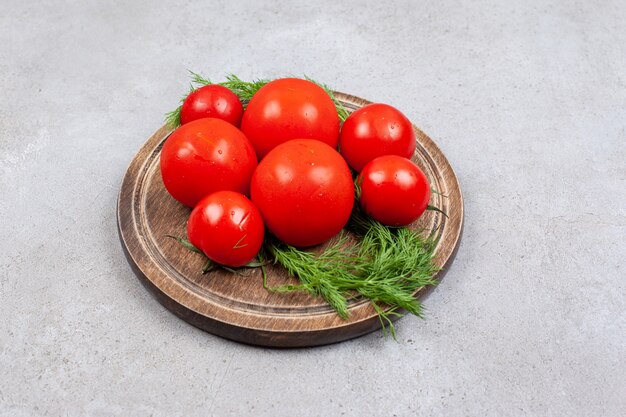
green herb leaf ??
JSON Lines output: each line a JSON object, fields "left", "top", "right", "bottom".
{"left": 202, "top": 259, "right": 216, "bottom": 274}
{"left": 266, "top": 207, "right": 439, "bottom": 332}
{"left": 165, "top": 72, "right": 349, "bottom": 129}
{"left": 267, "top": 237, "right": 353, "bottom": 319}
{"left": 427, "top": 204, "right": 448, "bottom": 218}
{"left": 166, "top": 235, "right": 202, "bottom": 254}
{"left": 165, "top": 106, "right": 182, "bottom": 129}
{"left": 430, "top": 187, "right": 448, "bottom": 198}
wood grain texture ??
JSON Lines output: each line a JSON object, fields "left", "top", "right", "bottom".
{"left": 117, "top": 92, "right": 464, "bottom": 347}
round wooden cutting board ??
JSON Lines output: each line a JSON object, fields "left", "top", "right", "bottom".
{"left": 117, "top": 92, "right": 463, "bottom": 347}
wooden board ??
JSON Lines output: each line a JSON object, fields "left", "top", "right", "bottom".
{"left": 117, "top": 92, "right": 464, "bottom": 347}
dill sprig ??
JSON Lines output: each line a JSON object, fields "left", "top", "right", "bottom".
{"left": 265, "top": 207, "right": 439, "bottom": 336}
{"left": 167, "top": 235, "right": 268, "bottom": 275}
{"left": 348, "top": 210, "right": 439, "bottom": 317}
{"left": 265, "top": 235, "right": 363, "bottom": 319}
{"left": 219, "top": 73, "right": 270, "bottom": 105}
{"left": 165, "top": 72, "right": 348, "bottom": 128}
{"left": 165, "top": 235, "right": 201, "bottom": 253}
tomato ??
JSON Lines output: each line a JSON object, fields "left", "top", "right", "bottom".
{"left": 160, "top": 118, "right": 257, "bottom": 207}
{"left": 358, "top": 155, "right": 430, "bottom": 226}
{"left": 187, "top": 191, "right": 264, "bottom": 267}
{"left": 241, "top": 78, "right": 340, "bottom": 159}
{"left": 250, "top": 139, "right": 354, "bottom": 247}
{"left": 180, "top": 84, "right": 244, "bottom": 127}
{"left": 339, "top": 103, "right": 416, "bottom": 172}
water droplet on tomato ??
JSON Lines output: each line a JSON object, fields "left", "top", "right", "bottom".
{"left": 218, "top": 149, "right": 223, "bottom": 155}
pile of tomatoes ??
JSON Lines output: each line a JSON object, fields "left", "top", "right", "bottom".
{"left": 160, "top": 78, "right": 431, "bottom": 267}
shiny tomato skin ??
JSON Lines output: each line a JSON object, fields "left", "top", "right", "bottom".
{"left": 187, "top": 191, "right": 265, "bottom": 267}
{"left": 160, "top": 118, "right": 257, "bottom": 207}
{"left": 358, "top": 155, "right": 430, "bottom": 226}
{"left": 339, "top": 103, "right": 416, "bottom": 172}
{"left": 250, "top": 139, "right": 354, "bottom": 247}
{"left": 180, "top": 85, "right": 244, "bottom": 127}
{"left": 241, "top": 78, "right": 340, "bottom": 159}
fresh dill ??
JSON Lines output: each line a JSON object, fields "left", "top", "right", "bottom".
{"left": 165, "top": 72, "right": 348, "bottom": 128}
{"left": 266, "top": 235, "right": 361, "bottom": 319}
{"left": 165, "top": 235, "right": 201, "bottom": 253}
{"left": 266, "top": 207, "right": 439, "bottom": 336}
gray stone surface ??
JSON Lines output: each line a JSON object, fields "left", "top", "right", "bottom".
{"left": 1, "top": 0, "right": 625, "bottom": 415}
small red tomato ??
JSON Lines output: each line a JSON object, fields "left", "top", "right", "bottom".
{"left": 160, "top": 118, "right": 257, "bottom": 207}
{"left": 187, "top": 191, "right": 265, "bottom": 267}
{"left": 241, "top": 78, "right": 340, "bottom": 159}
{"left": 251, "top": 139, "right": 354, "bottom": 247}
{"left": 358, "top": 155, "right": 430, "bottom": 226}
{"left": 180, "top": 85, "right": 244, "bottom": 127}
{"left": 339, "top": 103, "right": 416, "bottom": 172}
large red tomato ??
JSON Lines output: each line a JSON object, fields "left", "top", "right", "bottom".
{"left": 358, "top": 155, "right": 430, "bottom": 226}
{"left": 250, "top": 139, "right": 354, "bottom": 247}
{"left": 187, "top": 191, "right": 264, "bottom": 267}
{"left": 160, "top": 118, "right": 257, "bottom": 207}
{"left": 180, "top": 84, "right": 243, "bottom": 127}
{"left": 240, "top": 78, "right": 340, "bottom": 159}
{"left": 339, "top": 103, "right": 416, "bottom": 172}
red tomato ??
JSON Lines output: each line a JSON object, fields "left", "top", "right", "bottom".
{"left": 241, "top": 78, "right": 340, "bottom": 159}
{"left": 250, "top": 139, "right": 354, "bottom": 247}
{"left": 358, "top": 155, "right": 430, "bottom": 226}
{"left": 160, "top": 118, "right": 257, "bottom": 207}
{"left": 339, "top": 103, "right": 416, "bottom": 172}
{"left": 180, "top": 85, "right": 244, "bottom": 127}
{"left": 187, "top": 191, "right": 264, "bottom": 267}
